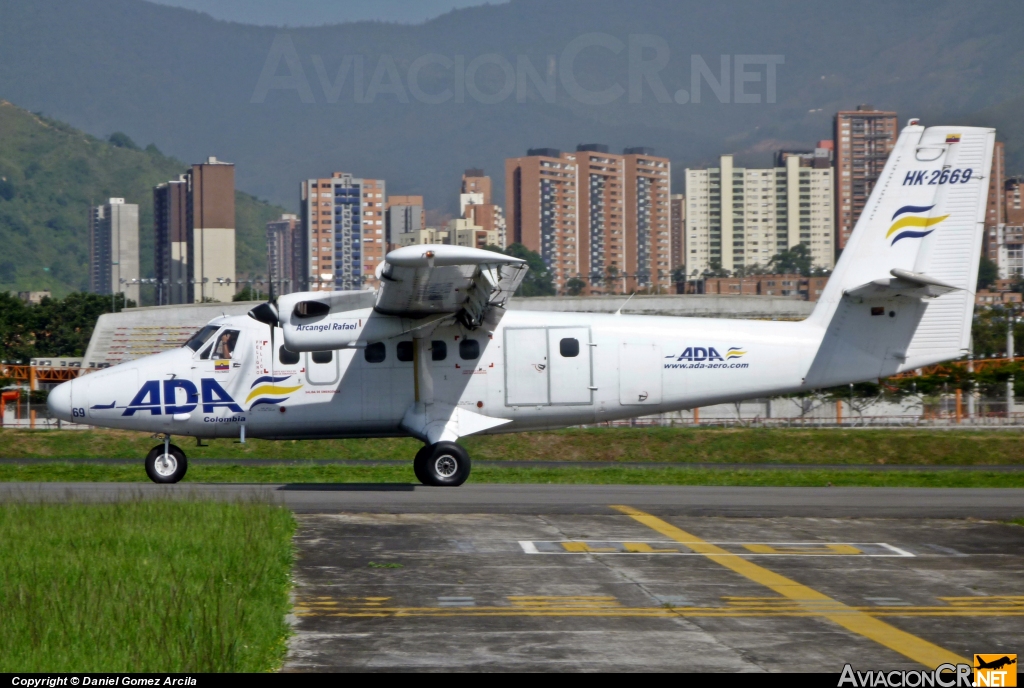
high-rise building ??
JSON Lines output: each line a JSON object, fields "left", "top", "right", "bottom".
{"left": 984, "top": 141, "right": 1006, "bottom": 264}
{"left": 186, "top": 158, "right": 236, "bottom": 303}
{"left": 266, "top": 214, "right": 301, "bottom": 296}
{"left": 505, "top": 146, "right": 670, "bottom": 293}
{"left": 999, "top": 174, "right": 1023, "bottom": 279}
{"left": 575, "top": 144, "right": 625, "bottom": 292}
{"left": 623, "top": 147, "right": 672, "bottom": 291}
{"left": 461, "top": 168, "right": 492, "bottom": 203}
{"left": 301, "top": 172, "right": 385, "bottom": 291}
{"left": 505, "top": 149, "right": 580, "bottom": 290}
{"left": 89, "top": 198, "right": 139, "bottom": 303}
{"left": 670, "top": 194, "right": 686, "bottom": 272}
{"left": 834, "top": 106, "right": 898, "bottom": 249}
{"left": 155, "top": 158, "right": 236, "bottom": 304}
{"left": 385, "top": 195, "right": 424, "bottom": 249}
{"left": 153, "top": 177, "right": 188, "bottom": 304}
{"left": 460, "top": 169, "right": 506, "bottom": 248}
{"left": 684, "top": 153, "right": 834, "bottom": 277}
{"left": 447, "top": 217, "right": 498, "bottom": 249}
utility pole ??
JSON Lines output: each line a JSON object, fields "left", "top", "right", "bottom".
{"left": 1011, "top": 307, "right": 1019, "bottom": 419}
{"left": 967, "top": 336, "right": 975, "bottom": 419}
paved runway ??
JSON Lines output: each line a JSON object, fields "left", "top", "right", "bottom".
{"left": 1, "top": 482, "right": 1023, "bottom": 519}
{"left": 2, "top": 482, "right": 1022, "bottom": 671}
{"left": 284, "top": 510, "right": 1024, "bottom": 671}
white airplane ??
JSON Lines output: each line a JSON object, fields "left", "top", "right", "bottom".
{"left": 48, "top": 122, "right": 994, "bottom": 486}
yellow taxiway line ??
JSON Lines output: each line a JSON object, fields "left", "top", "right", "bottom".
{"left": 611, "top": 505, "right": 969, "bottom": 669}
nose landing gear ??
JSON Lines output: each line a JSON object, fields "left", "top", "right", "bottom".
{"left": 413, "top": 441, "right": 471, "bottom": 487}
{"left": 145, "top": 436, "right": 188, "bottom": 484}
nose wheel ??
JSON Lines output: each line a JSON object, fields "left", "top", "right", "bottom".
{"left": 145, "top": 442, "right": 188, "bottom": 483}
{"left": 413, "top": 441, "right": 471, "bottom": 487}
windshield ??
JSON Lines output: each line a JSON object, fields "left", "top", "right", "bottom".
{"left": 184, "top": 325, "right": 220, "bottom": 352}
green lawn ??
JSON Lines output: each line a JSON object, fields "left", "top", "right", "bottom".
{"left": 0, "top": 501, "right": 295, "bottom": 672}
{"left": 0, "top": 461, "right": 1022, "bottom": 487}
{"left": 1, "top": 426, "right": 1022, "bottom": 465}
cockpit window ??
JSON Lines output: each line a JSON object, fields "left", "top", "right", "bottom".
{"left": 211, "top": 330, "right": 240, "bottom": 360}
{"left": 185, "top": 325, "right": 219, "bottom": 352}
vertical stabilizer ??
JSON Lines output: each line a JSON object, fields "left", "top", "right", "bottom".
{"left": 805, "top": 123, "right": 994, "bottom": 387}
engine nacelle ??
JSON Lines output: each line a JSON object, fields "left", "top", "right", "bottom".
{"left": 275, "top": 290, "right": 406, "bottom": 352}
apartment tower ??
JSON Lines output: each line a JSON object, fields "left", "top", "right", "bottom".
{"left": 834, "top": 106, "right": 898, "bottom": 249}
{"left": 266, "top": 214, "right": 301, "bottom": 296}
{"left": 684, "top": 151, "right": 834, "bottom": 276}
{"left": 670, "top": 194, "right": 686, "bottom": 272}
{"left": 153, "top": 177, "right": 189, "bottom": 304}
{"left": 301, "top": 173, "right": 385, "bottom": 291}
{"left": 505, "top": 149, "right": 580, "bottom": 290}
{"left": 89, "top": 198, "right": 140, "bottom": 304}
{"left": 184, "top": 158, "right": 236, "bottom": 303}
{"left": 385, "top": 195, "right": 425, "bottom": 250}
{"left": 460, "top": 169, "right": 506, "bottom": 248}
{"left": 623, "top": 147, "right": 671, "bottom": 291}
{"left": 984, "top": 141, "right": 1006, "bottom": 264}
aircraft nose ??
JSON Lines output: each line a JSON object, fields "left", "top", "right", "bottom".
{"left": 47, "top": 380, "right": 74, "bottom": 421}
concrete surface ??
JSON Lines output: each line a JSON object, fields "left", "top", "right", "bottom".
{"left": 284, "top": 512, "right": 1024, "bottom": 671}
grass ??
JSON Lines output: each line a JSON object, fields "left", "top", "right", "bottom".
{"left": 0, "top": 500, "right": 295, "bottom": 672}
{"left": 1, "top": 426, "right": 1023, "bottom": 466}
{"left": 0, "top": 461, "right": 1022, "bottom": 487}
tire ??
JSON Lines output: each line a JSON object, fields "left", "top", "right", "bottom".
{"left": 421, "top": 442, "right": 471, "bottom": 487}
{"left": 145, "top": 444, "right": 188, "bottom": 484}
{"left": 413, "top": 445, "right": 431, "bottom": 485}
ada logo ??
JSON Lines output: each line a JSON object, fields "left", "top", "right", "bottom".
{"left": 975, "top": 655, "right": 1017, "bottom": 687}
{"left": 665, "top": 346, "right": 745, "bottom": 362}
{"left": 886, "top": 204, "right": 949, "bottom": 246}
{"left": 122, "top": 378, "right": 243, "bottom": 416}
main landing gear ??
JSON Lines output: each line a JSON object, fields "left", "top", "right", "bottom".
{"left": 145, "top": 436, "right": 188, "bottom": 484}
{"left": 413, "top": 441, "right": 471, "bottom": 487}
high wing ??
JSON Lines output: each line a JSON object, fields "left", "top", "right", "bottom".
{"left": 373, "top": 244, "right": 527, "bottom": 328}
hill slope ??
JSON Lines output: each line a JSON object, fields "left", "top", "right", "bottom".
{"left": 0, "top": 101, "right": 287, "bottom": 296}
{"left": 1, "top": 0, "right": 1023, "bottom": 215}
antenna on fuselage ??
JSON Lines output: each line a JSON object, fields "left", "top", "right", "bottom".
{"left": 615, "top": 292, "right": 637, "bottom": 316}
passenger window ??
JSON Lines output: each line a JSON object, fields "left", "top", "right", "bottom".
{"left": 279, "top": 346, "right": 300, "bottom": 365}
{"left": 397, "top": 341, "right": 414, "bottom": 362}
{"left": 459, "top": 339, "right": 480, "bottom": 360}
{"left": 431, "top": 341, "right": 447, "bottom": 361}
{"left": 364, "top": 342, "right": 386, "bottom": 363}
{"left": 559, "top": 338, "right": 580, "bottom": 358}
{"left": 311, "top": 350, "right": 333, "bottom": 364}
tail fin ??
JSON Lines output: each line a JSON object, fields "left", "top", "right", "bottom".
{"left": 805, "top": 122, "right": 995, "bottom": 388}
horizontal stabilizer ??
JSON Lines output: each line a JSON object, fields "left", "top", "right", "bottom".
{"left": 844, "top": 268, "right": 960, "bottom": 300}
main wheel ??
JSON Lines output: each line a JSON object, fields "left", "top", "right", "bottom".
{"left": 420, "top": 441, "right": 471, "bottom": 487}
{"left": 145, "top": 444, "right": 188, "bottom": 484}
{"left": 413, "top": 444, "right": 431, "bottom": 484}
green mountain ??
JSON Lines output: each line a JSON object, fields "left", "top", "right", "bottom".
{"left": 1, "top": 0, "right": 1023, "bottom": 215}
{"left": 0, "top": 101, "right": 287, "bottom": 297}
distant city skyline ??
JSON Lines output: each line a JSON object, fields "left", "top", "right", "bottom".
{"left": 145, "top": 0, "right": 505, "bottom": 26}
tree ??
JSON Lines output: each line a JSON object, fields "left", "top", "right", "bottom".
{"left": 565, "top": 277, "right": 585, "bottom": 296}
{"left": 768, "top": 244, "right": 812, "bottom": 275}
{"left": 670, "top": 265, "right": 687, "bottom": 284}
{"left": 107, "top": 132, "right": 139, "bottom": 150}
{"left": 486, "top": 243, "right": 555, "bottom": 296}
{"left": 704, "top": 259, "right": 730, "bottom": 278}
{"left": 0, "top": 291, "right": 131, "bottom": 361}
{"left": 976, "top": 256, "right": 998, "bottom": 290}
{"left": 233, "top": 285, "right": 262, "bottom": 301}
